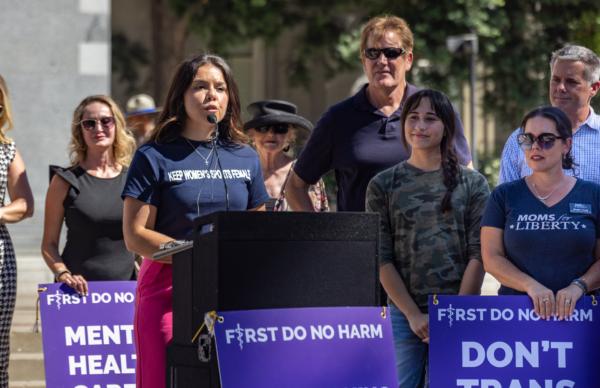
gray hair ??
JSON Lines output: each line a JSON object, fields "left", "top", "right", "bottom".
{"left": 550, "top": 44, "right": 600, "bottom": 84}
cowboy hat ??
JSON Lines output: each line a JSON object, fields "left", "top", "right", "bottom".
{"left": 126, "top": 93, "right": 161, "bottom": 117}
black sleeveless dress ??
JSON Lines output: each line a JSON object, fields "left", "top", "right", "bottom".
{"left": 55, "top": 166, "right": 135, "bottom": 280}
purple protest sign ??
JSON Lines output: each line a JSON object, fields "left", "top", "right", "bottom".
{"left": 38, "top": 281, "right": 136, "bottom": 388}
{"left": 429, "top": 295, "right": 600, "bottom": 388}
{"left": 213, "top": 306, "right": 397, "bottom": 388}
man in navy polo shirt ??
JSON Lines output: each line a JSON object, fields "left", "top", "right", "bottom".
{"left": 286, "top": 15, "right": 472, "bottom": 212}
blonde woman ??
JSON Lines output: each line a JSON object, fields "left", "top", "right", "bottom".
{"left": 0, "top": 75, "right": 34, "bottom": 388}
{"left": 41, "top": 95, "right": 136, "bottom": 296}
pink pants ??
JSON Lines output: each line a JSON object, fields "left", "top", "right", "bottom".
{"left": 135, "top": 259, "right": 173, "bottom": 388}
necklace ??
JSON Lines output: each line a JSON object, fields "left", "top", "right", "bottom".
{"left": 529, "top": 179, "right": 561, "bottom": 202}
{"left": 185, "top": 138, "right": 214, "bottom": 166}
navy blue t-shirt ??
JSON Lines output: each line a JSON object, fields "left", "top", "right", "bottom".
{"left": 294, "top": 83, "right": 472, "bottom": 211}
{"left": 482, "top": 178, "right": 600, "bottom": 294}
{"left": 122, "top": 137, "right": 269, "bottom": 240}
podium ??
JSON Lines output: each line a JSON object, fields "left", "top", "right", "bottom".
{"left": 167, "top": 211, "right": 380, "bottom": 387}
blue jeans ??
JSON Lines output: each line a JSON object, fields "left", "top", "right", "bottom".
{"left": 390, "top": 304, "right": 428, "bottom": 388}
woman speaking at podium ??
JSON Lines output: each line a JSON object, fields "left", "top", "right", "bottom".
{"left": 122, "top": 54, "right": 269, "bottom": 388}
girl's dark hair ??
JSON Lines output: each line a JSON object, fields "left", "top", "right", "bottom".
{"left": 401, "top": 89, "right": 460, "bottom": 212}
{"left": 520, "top": 106, "right": 575, "bottom": 169}
{"left": 151, "top": 54, "right": 247, "bottom": 144}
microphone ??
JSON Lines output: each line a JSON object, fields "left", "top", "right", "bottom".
{"left": 208, "top": 113, "right": 230, "bottom": 211}
{"left": 207, "top": 113, "right": 218, "bottom": 139}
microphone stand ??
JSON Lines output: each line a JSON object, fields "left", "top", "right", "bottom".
{"left": 152, "top": 115, "right": 229, "bottom": 261}
{"left": 152, "top": 115, "right": 229, "bottom": 260}
{"left": 212, "top": 121, "right": 230, "bottom": 211}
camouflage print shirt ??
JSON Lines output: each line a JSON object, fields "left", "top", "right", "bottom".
{"left": 366, "top": 162, "right": 490, "bottom": 312}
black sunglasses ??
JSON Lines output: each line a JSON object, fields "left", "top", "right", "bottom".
{"left": 364, "top": 47, "right": 406, "bottom": 60}
{"left": 517, "top": 132, "right": 564, "bottom": 151}
{"left": 256, "top": 124, "right": 290, "bottom": 134}
{"left": 79, "top": 116, "right": 116, "bottom": 131}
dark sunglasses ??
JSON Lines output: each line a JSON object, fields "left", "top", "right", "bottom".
{"left": 517, "top": 132, "right": 564, "bottom": 151}
{"left": 79, "top": 116, "right": 116, "bottom": 131}
{"left": 364, "top": 47, "right": 406, "bottom": 60}
{"left": 256, "top": 124, "right": 290, "bottom": 134}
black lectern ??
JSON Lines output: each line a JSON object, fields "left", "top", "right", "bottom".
{"left": 167, "top": 211, "right": 380, "bottom": 388}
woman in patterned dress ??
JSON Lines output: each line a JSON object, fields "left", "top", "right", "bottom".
{"left": 0, "top": 75, "right": 34, "bottom": 388}
{"left": 244, "top": 100, "right": 329, "bottom": 211}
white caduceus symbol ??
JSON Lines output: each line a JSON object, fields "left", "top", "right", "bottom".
{"left": 447, "top": 304, "right": 455, "bottom": 327}
{"left": 54, "top": 290, "right": 63, "bottom": 311}
{"left": 235, "top": 323, "right": 244, "bottom": 350}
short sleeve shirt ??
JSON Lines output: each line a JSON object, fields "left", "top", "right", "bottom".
{"left": 122, "top": 137, "right": 270, "bottom": 240}
{"left": 482, "top": 179, "right": 600, "bottom": 294}
{"left": 294, "top": 83, "right": 472, "bottom": 211}
{"left": 366, "top": 163, "right": 490, "bottom": 311}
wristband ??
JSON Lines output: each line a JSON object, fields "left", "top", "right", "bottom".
{"left": 571, "top": 278, "right": 588, "bottom": 294}
{"left": 55, "top": 270, "right": 71, "bottom": 282}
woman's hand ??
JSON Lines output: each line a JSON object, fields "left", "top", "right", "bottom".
{"left": 526, "top": 282, "right": 555, "bottom": 320}
{"left": 407, "top": 312, "right": 429, "bottom": 343}
{"left": 2, "top": 149, "right": 34, "bottom": 223}
{"left": 57, "top": 271, "right": 88, "bottom": 296}
{"left": 555, "top": 284, "right": 584, "bottom": 321}
{"left": 378, "top": 264, "right": 429, "bottom": 343}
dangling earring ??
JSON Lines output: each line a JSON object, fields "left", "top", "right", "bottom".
{"left": 283, "top": 143, "right": 291, "bottom": 153}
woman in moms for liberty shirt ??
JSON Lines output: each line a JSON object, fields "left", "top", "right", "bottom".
{"left": 122, "top": 54, "right": 269, "bottom": 388}
{"left": 482, "top": 106, "right": 600, "bottom": 321}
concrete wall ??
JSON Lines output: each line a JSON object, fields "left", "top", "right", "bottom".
{"left": 0, "top": 0, "right": 111, "bottom": 254}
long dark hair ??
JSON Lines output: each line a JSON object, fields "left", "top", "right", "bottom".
{"left": 520, "top": 106, "right": 575, "bottom": 170}
{"left": 401, "top": 89, "right": 460, "bottom": 212}
{"left": 151, "top": 54, "right": 247, "bottom": 144}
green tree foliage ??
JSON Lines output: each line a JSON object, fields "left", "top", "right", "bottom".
{"left": 112, "top": 33, "right": 150, "bottom": 94}
{"left": 169, "top": 0, "right": 600, "bottom": 137}
{"left": 168, "top": 0, "right": 290, "bottom": 47}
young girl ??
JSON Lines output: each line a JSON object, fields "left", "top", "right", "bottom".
{"left": 365, "top": 89, "right": 489, "bottom": 387}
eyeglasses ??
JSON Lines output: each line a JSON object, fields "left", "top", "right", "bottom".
{"left": 517, "top": 132, "right": 564, "bottom": 150}
{"left": 255, "top": 124, "right": 290, "bottom": 134}
{"left": 79, "top": 117, "right": 116, "bottom": 131}
{"left": 364, "top": 47, "right": 406, "bottom": 60}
